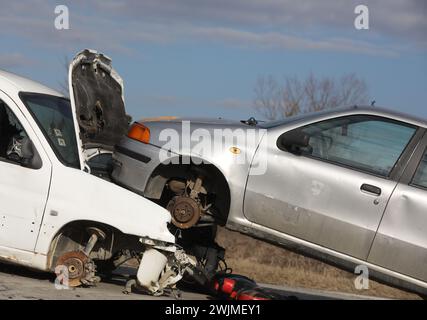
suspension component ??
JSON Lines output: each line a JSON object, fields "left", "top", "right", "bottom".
{"left": 55, "top": 227, "right": 106, "bottom": 287}
{"left": 55, "top": 251, "right": 100, "bottom": 287}
{"left": 83, "top": 227, "right": 106, "bottom": 256}
{"left": 167, "top": 176, "right": 208, "bottom": 229}
{"left": 167, "top": 196, "right": 202, "bottom": 229}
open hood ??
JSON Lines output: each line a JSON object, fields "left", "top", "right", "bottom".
{"left": 69, "top": 49, "right": 130, "bottom": 155}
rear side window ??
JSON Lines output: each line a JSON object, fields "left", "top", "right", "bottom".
{"left": 299, "top": 115, "right": 416, "bottom": 177}
{"left": 412, "top": 149, "right": 427, "bottom": 189}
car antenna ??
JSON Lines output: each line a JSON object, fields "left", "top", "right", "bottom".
{"left": 371, "top": 100, "right": 376, "bottom": 107}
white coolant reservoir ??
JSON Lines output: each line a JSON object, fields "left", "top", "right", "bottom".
{"left": 137, "top": 248, "right": 168, "bottom": 293}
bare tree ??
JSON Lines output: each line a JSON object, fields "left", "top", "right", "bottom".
{"left": 254, "top": 73, "right": 369, "bottom": 120}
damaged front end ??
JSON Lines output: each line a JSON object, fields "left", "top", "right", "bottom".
{"left": 52, "top": 223, "right": 196, "bottom": 296}
{"left": 62, "top": 49, "right": 198, "bottom": 295}
{"left": 130, "top": 238, "right": 196, "bottom": 296}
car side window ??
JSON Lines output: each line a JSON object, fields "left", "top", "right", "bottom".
{"left": 0, "top": 100, "right": 28, "bottom": 163}
{"left": 299, "top": 115, "right": 416, "bottom": 177}
{"left": 412, "top": 148, "right": 427, "bottom": 189}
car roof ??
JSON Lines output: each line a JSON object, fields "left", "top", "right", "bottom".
{"left": 0, "top": 69, "right": 63, "bottom": 97}
{"left": 262, "top": 105, "right": 427, "bottom": 129}
{"left": 334, "top": 105, "right": 426, "bottom": 127}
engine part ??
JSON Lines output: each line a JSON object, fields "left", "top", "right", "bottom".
{"left": 189, "top": 176, "right": 203, "bottom": 198}
{"left": 136, "top": 248, "right": 168, "bottom": 294}
{"left": 182, "top": 240, "right": 225, "bottom": 281}
{"left": 168, "top": 179, "right": 186, "bottom": 194}
{"left": 130, "top": 248, "right": 196, "bottom": 296}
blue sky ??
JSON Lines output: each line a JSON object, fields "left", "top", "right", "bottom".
{"left": 0, "top": 0, "right": 426, "bottom": 121}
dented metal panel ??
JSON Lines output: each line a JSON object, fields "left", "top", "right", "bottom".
{"left": 244, "top": 127, "right": 398, "bottom": 260}
{"left": 368, "top": 184, "right": 427, "bottom": 281}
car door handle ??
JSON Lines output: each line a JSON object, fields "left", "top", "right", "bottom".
{"left": 360, "top": 184, "right": 381, "bottom": 196}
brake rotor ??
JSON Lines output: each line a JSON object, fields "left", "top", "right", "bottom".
{"left": 55, "top": 251, "right": 89, "bottom": 287}
{"left": 167, "top": 196, "right": 201, "bottom": 229}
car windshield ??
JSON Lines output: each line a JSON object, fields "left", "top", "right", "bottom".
{"left": 259, "top": 110, "right": 330, "bottom": 129}
{"left": 20, "top": 92, "right": 80, "bottom": 169}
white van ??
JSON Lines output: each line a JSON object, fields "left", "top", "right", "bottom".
{"left": 0, "top": 50, "right": 193, "bottom": 295}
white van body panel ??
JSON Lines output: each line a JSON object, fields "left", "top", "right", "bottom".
{"left": 0, "top": 69, "right": 175, "bottom": 272}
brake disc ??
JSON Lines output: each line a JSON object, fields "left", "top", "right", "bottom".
{"left": 55, "top": 251, "right": 97, "bottom": 287}
{"left": 167, "top": 196, "right": 202, "bottom": 229}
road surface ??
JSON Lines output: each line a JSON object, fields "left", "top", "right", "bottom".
{"left": 0, "top": 263, "right": 386, "bottom": 300}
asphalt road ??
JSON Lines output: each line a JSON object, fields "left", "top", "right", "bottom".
{"left": 0, "top": 263, "right": 208, "bottom": 300}
{"left": 0, "top": 263, "right": 386, "bottom": 300}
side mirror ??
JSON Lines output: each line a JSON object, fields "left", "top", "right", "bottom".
{"left": 7, "top": 136, "right": 42, "bottom": 169}
{"left": 277, "top": 129, "right": 310, "bottom": 155}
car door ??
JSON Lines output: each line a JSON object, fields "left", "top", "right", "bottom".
{"left": 368, "top": 131, "right": 427, "bottom": 281}
{"left": 244, "top": 114, "right": 418, "bottom": 260}
{"left": 0, "top": 93, "right": 51, "bottom": 252}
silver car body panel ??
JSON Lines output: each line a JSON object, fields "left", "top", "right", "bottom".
{"left": 113, "top": 119, "right": 264, "bottom": 226}
{"left": 244, "top": 130, "right": 398, "bottom": 260}
{"left": 368, "top": 134, "right": 427, "bottom": 282}
{"left": 369, "top": 184, "right": 427, "bottom": 282}
{"left": 111, "top": 106, "right": 427, "bottom": 294}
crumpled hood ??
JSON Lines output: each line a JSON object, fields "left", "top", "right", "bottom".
{"left": 69, "top": 49, "right": 130, "bottom": 156}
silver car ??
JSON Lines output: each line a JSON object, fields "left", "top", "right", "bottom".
{"left": 109, "top": 106, "right": 427, "bottom": 295}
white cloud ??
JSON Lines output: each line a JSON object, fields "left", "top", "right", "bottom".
{"left": 87, "top": 0, "right": 427, "bottom": 45}
{"left": 188, "top": 27, "right": 398, "bottom": 57}
{"left": 0, "top": 0, "right": 424, "bottom": 58}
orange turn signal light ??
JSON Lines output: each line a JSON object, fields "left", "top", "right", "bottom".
{"left": 127, "top": 122, "right": 150, "bottom": 144}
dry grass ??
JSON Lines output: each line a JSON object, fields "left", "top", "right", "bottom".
{"left": 216, "top": 227, "right": 421, "bottom": 300}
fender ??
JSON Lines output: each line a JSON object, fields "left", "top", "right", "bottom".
{"left": 35, "top": 165, "right": 174, "bottom": 256}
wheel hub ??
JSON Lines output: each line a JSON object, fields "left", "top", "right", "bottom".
{"left": 167, "top": 196, "right": 201, "bottom": 229}
{"left": 56, "top": 251, "right": 89, "bottom": 287}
